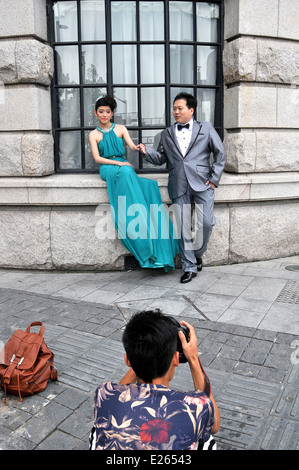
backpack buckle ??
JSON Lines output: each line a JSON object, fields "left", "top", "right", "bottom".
{"left": 10, "top": 354, "right": 16, "bottom": 364}
{"left": 9, "top": 355, "right": 24, "bottom": 367}
{"left": 17, "top": 357, "right": 24, "bottom": 367}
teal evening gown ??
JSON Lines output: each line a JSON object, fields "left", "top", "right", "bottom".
{"left": 97, "top": 124, "right": 179, "bottom": 271}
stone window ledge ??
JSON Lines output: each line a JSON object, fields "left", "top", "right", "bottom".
{"left": 0, "top": 171, "right": 298, "bottom": 206}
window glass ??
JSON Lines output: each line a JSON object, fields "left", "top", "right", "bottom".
{"left": 111, "top": 1, "right": 136, "bottom": 41}
{"left": 124, "top": 130, "right": 139, "bottom": 167}
{"left": 139, "top": 1, "right": 164, "bottom": 41}
{"left": 114, "top": 88, "right": 138, "bottom": 126}
{"left": 58, "top": 88, "right": 81, "bottom": 128}
{"left": 58, "top": 131, "right": 81, "bottom": 170}
{"left": 140, "top": 45, "right": 165, "bottom": 84}
{"left": 53, "top": 1, "right": 78, "bottom": 42}
{"left": 112, "top": 45, "right": 137, "bottom": 84}
{"left": 197, "top": 88, "right": 216, "bottom": 125}
{"left": 170, "top": 45, "right": 193, "bottom": 84}
{"left": 197, "top": 45, "right": 217, "bottom": 85}
{"left": 196, "top": 2, "right": 220, "bottom": 43}
{"left": 55, "top": 46, "right": 79, "bottom": 85}
{"left": 169, "top": 1, "right": 193, "bottom": 41}
{"left": 81, "top": 45, "right": 107, "bottom": 85}
{"left": 81, "top": 0, "right": 106, "bottom": 41}
{"left": 142, "top": 129, "right": 166, "bottom": 169}
{"left": 141, "top": 88, "right": 165, "bottom": 126}
{"left": 84, "top": 130, "right": 99, "bottom": 170}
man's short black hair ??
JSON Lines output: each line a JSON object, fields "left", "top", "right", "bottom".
{"left": 173, "top": 92, "right": 197, "bottom": 111}
{"left": 122, "top": 309, "right": 178, "bottom": 383}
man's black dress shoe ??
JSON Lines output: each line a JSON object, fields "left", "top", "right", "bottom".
{"left": 196, "top": 257, "right": 203, "bottom": 272}
{"left": 180, "top": 272, "right": 197, "bottom": 284}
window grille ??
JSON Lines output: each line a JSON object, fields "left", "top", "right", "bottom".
{"left": 48, "top": 0, "right": 224, "bottom": 173}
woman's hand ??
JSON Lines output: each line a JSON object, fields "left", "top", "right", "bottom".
{"left": 136, "top": 143, "right": 146, "bottom": 154}
{"left": 118, "top": 161, "right": 133, "bottom": 167}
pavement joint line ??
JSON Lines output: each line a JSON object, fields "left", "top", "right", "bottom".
{"left": 0, "top": 258, "right": 299, "bottom": 450}
{"left": 181, "top": 294, "right": 210, "bottom": 320}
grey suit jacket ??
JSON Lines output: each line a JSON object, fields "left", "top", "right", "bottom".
{"left": 145, "top": 121, "right": 225, "bottom": 200}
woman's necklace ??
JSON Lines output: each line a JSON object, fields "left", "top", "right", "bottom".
{"left": 97, "top": 123, "right": 115, "bottom": 133}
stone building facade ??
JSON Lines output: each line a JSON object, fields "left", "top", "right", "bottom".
{"left": 0, "top": 0, "right": 298, "bottom": 270}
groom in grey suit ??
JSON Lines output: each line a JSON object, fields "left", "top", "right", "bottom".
{"left": 138, "top": 92, "right": 225, "bottom": 283}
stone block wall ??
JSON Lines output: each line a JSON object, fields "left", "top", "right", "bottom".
{"left": 223, "top": 0, "right": 299, "bottom": 173}
{"left": 0, "top": 0, "right": 54, "bottom": 176}
{"left": 0, "top": 173, "right": 298, "bottom": 270}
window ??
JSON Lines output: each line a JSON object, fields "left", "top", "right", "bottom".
{"left": 49, "top": 0, "right": 223, "bottom": 172}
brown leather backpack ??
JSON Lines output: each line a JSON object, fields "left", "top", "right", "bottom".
{"left": 0, "top": 321, "right": 57, "bottom": 405}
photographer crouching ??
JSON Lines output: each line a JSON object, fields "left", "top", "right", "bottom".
{"left": 89, "top": 309, "right": 220, "bottom": 451}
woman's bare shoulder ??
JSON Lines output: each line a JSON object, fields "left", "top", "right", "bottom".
{"left": 114, "top": 124, "right": 128, "bottom": 135}
{"left": 89, "top": 128, "right": 102, "bottom": 143}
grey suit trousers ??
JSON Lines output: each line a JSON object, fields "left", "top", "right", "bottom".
{"left": 173, "top": 185, "right": 215, "bottom": 273}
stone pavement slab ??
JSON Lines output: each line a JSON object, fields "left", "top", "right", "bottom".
{"left": 0, "top": 256, "right": 298, "bottom": 450}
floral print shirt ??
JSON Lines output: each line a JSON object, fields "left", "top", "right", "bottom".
{"left": 92, "top": 381, "right": 215, "bottom": 450}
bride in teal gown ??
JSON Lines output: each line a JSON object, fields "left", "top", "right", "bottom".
{"left": 89, "top": 95, "right": 179, "bottom": 272}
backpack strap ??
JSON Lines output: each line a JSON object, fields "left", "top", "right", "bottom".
{"left": 2, "top": 339, "right": 28, "bottom": 385}
{"left": 26, "top": 321, "right": 45, "bottom": 336}
{"left": 51, "top": 366, "right": 58, "bottom": 381}
{"left": 2, "top": 340, "right": 28, "bottom": 405}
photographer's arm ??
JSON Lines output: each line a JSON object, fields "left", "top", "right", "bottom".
{"left": 179, "top": 321, "right": 220, "bottom": 433}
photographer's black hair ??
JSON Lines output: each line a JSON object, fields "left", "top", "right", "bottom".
{"left": 173, "top": 92, "right": 197, "bottom": 111}
{"left": 122, "top": 309, "right": 178, "bottom": 383}
{"left": 95, "top": 95, "right": 117, "bottom": 112}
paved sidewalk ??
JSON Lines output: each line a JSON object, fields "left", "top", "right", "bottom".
{"left": 0, "top": 256, "right": 298, "bottom": 450}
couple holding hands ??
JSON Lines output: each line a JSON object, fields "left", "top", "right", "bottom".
{"left": 89, "top": 92, "right": 225, "bottom": 284}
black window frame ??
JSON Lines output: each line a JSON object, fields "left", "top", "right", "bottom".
{"left": 48, "top": 0, "right": 224, "bottom": 174}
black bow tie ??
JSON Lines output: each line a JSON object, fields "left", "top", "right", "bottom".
{"left": 177, "top": 123, "right": 190, "bottom": 131}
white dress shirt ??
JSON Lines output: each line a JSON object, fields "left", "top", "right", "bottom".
{"left": 175, "top": 119, "right": 193, "bottom": 157}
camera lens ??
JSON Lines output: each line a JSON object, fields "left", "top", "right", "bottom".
{"left": 177, "top": 324, "right": 189, "bottom": 363}
{"left": 167, "top": 316, "right": 190, "bottom": 363}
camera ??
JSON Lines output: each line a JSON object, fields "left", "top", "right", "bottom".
{"left": 168, "top": 316, "right": 190, "bottom": 363}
